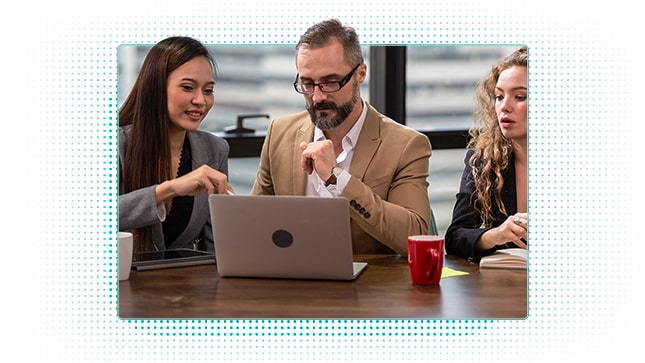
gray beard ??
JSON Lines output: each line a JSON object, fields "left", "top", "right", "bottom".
{"left": 306, "top": 83, "right": 359, "bottom": 130}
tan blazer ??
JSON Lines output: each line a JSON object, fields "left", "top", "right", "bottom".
{"left": 251, "top": 102, "right": 432, "bottom": 255}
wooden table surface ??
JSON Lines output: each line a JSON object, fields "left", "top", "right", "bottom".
{"left": 119, "top": 254, "right": 527, "bottom": 319}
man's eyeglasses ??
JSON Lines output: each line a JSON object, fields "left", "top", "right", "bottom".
{"left": 293, "top": 64, "right": 360, "bottom": 95}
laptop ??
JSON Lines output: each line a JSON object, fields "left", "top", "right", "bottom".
{"left": 208, "top": 194, "right": 367, "bottom": 280}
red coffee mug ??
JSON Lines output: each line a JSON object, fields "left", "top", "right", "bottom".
{"left": 408, "top": 235, "right": 444, "bottom": 284}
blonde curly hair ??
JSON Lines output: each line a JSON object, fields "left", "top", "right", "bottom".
{"left": 468, "top": 46, "right": 527, "bottom": 226}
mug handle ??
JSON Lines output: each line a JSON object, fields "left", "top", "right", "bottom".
{"left": 425, "top": 247, "right": 441, "bottom": 280}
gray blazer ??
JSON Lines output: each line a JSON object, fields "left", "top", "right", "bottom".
{"left": 118, "top": 125, "right": 229, "bottom": 252}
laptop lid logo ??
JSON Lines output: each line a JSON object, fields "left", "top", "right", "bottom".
{"left": 272, "top": 229, "right": 293, "bottom": 248}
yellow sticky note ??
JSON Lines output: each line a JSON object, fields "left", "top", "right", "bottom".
{"left": 441, "top": 267, "right": 469, "bottom": 278}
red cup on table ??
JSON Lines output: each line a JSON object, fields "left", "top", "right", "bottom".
{"left": 407, "top": 235, "right": 444, "bottom": 285}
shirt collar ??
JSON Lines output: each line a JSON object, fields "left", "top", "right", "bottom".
{"left": 314, "top": 99, "right": 367, "bottom": 152}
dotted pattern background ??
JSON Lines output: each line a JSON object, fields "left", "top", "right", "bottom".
{"left": 5, "top": 0, "right": 643, "bottom": 362}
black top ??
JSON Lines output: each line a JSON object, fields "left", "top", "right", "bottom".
{"left": 444, "top": 149, "right": 520, "bottom": 260}
{"left": 162, "top": 135, "right": 194, "bottom": 248}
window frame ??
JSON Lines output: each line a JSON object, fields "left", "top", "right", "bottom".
{"left": 220, "top": 45, "right": 470, "bottom": 157}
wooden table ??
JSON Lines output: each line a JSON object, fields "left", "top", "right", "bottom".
{"left": 119, "top": 254, "right": 527, "bottom": 319}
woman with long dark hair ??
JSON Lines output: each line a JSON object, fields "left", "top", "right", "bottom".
{"left": 119, "top": 36, "right": 233, "bottom": 255}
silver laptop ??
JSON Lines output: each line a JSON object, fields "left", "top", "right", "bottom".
{"left": 208, "top": 194, "right": 367, "bottom": 280}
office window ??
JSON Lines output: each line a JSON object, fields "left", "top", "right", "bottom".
{"left": 119, "top": 44, "right": 513, "bottom": 134}
{"left": 118, "top": 45, "right": 370, "bottom": 134}
{"left": 405, "top": 45, "right": 517, "bottom": 131}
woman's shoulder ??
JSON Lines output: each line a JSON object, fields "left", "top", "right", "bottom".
{"left": 119, "top": 124, "right": 132, "bottom": 133}
{"left": 189, "top": 129, "right": 229, "bottom": 149}
{"left": 118, "top": 125, "right": 132, "bottom": 150}
{"left": 190, "top": 128, "right": 222, "bottom": 140}
{"left": 463, "top": 148, "right": 476, "bottom": 163}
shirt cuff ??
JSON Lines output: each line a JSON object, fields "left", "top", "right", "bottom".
{"left": 156, "top": 202, "right": 166, "bottom": 222}
{"left": 326, "top": 169, "right": 350, "bottom": 195}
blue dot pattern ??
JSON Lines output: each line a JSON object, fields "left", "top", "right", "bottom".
{"left": 28, "top": 0, "right": 643, "bottom": 362}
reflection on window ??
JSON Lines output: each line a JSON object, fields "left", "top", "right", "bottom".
{"left": 406, "top": 45, "right": 517, "bottom": 131}
{"left": 118, "top": 44, "right": 516, "bottom": 133}
{"left": 118, "top": 45, "right": 368, "bottom": 133}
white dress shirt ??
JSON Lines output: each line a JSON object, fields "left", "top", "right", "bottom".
{"left": 305, "top": 100, "right": 368, "bottom": 197}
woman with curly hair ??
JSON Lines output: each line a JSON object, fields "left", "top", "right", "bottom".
{"left": 445, "top": 47, "right": 528, "bottom": 260}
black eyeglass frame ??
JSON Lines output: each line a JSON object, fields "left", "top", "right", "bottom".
{"left": 293, "top": 64, "right": 361, "bottom": 95}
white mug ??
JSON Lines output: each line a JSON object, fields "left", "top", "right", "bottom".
{"left": 118, "top": 232, "right": 133, "bottom": 281}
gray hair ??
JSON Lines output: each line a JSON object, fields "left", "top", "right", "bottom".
{"left": 296, "top": 18, "right": 364, "bottom": 67}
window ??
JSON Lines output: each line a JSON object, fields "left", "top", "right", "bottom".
{"left": 119, "top": 44, "right": 513, "bottom": 137}
{"left": 118, "top": 44, "right": 370, "bottom": 134}
{"left": 405, "top": 45, "right": 514, "bottom": 131}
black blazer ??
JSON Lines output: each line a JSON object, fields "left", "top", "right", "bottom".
{"left": 445, "top": 149, "right": 518, "bottom": 259}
